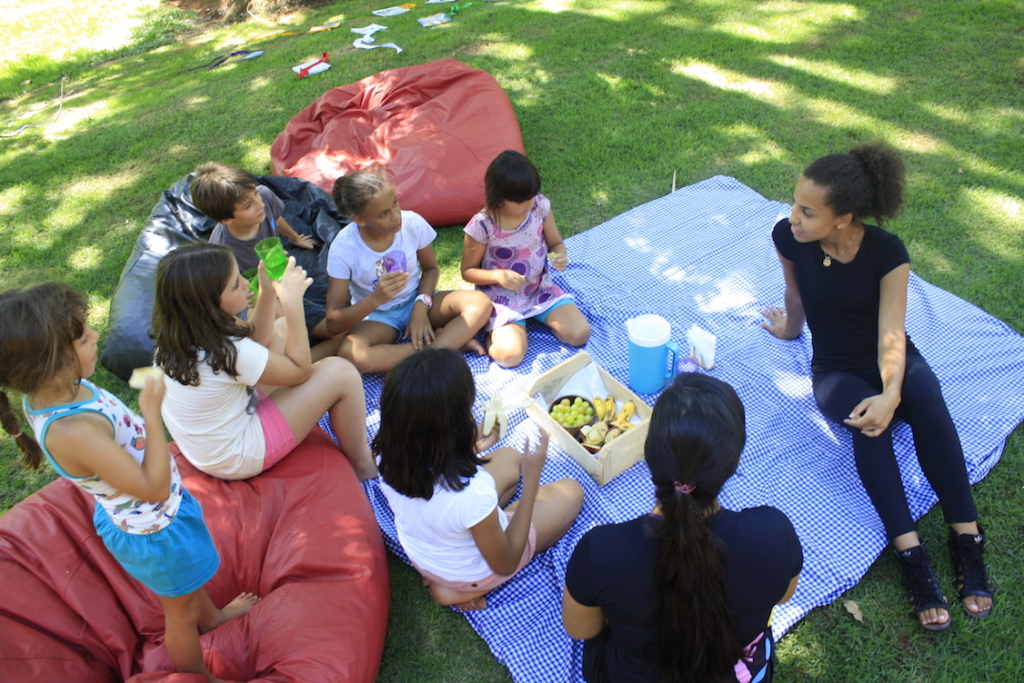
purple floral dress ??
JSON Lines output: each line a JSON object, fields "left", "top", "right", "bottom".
{"left": 464, "top": 194, "right": 572, "bottom": 331}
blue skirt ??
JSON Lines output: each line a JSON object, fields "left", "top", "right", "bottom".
{"left": 94, "top": 488, "right": 220, "bottom": 598}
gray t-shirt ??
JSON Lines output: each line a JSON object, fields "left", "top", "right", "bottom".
{"left": 208, "top": 185, "right": 284, "bottom": 272}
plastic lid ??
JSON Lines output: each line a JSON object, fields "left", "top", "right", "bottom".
{"left": 627, "top": 314, "right": 671, "bottom": 347}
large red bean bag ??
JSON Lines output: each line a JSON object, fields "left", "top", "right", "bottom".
{"left": 270, "top": 59, "right": 525, "bottom": 227}
{"left": 0, "top": 429, "right": 388, "bottom": 682}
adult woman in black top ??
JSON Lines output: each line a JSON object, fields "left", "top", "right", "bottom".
{"left": 760, "top": 143, "right": 993, "bottom": 631}
{"left": 562, "top": 374, "right": 802, "bottom": 683}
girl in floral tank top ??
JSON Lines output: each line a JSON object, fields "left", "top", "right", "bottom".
{"left": 462, "top": 150, "right": 591, "bottom": 368}
{"left": 0, "top": 282, "right": 258, "bottom": 683}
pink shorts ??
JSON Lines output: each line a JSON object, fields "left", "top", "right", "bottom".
{"left": 255, "top": 396, "right": 296, "bottom": 471}
{"left": 414, "top": 511, "right": 538, "bottom": 594}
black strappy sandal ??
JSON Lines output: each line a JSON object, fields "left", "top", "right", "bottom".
{"left": 894, "top": 543, "right": 951, "bottom": 632}
{"left": 949, "top": 525, "right": 995, "bottom": 619}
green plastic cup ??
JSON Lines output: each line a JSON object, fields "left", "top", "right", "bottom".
{"left": 255, "top": 237, "right": 288, "bottom": 280}
{"left": 242, "top": 268, "right": 259, "bottom": 295}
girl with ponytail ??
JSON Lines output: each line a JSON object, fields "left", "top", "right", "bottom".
{"left": 563, "top": 374, "right": 802, "bottom": 683}
{"left": 761, "top": 143, "right": 994, "bottom": 631}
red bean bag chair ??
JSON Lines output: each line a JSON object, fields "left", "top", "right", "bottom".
{"left": 270, "top": 59, "right": 525, "bottom": 227}
{"left": 0, "top": 429, "right": 388, "bottom": 682}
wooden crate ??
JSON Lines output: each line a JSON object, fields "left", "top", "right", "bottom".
{"left": 524, "top": 352, "right": 653, "bottom": 486}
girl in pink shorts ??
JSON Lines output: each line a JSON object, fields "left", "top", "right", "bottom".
{"left": 376, "top": 348, "right": 584, "bottom": 610}
{"left": 151, "top": 243, "right": 377, "bottom": 482}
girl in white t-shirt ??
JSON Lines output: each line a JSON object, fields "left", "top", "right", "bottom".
{"left": 152, "top": 243, "right": 377, "bottom": 482}
{"left": 325, "top": 168, "right": 492, "bottom": 374}
{"left": 377, "top": 347, "right": 584, "bottom": 610}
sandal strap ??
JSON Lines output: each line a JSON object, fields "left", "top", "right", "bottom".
{"left": 895, "top": 544, "right": 948, "bottom": 616}
{"left": 949, "top": 528, "right": 994, "bottom": 599}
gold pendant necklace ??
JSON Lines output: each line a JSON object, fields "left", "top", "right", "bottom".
{"left": 822, "top": 252, "right": 832, "bottom": 267}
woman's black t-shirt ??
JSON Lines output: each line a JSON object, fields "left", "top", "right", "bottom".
{"left": 772, "top": 218, "right": 916, "bottom": 372}
{"left": 565, "top": 507, "right": 802, "bottom": 683}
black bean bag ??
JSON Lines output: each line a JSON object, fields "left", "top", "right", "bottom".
{"left": 101, "top": 174, "right": 343, "bottom": 381}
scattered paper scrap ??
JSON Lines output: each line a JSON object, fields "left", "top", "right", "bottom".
{"left": 686, "top": 325, "right": 717, "bottom": 370}
{"left": 309, "top": 21, "right": 342, "bottom": 32}
{"left": 372, "top": 5, "right": 411, "bottom": 16}
{"left": 293, "top": 52, "right": 330, "bottom": 77}
{"left": 843, "top": 600, "right": 865, "bottom": 623}
{"left": 351, "top": 23, "right": 404, "bottom": 52}
{"left": 419, "top": 12, "right": 451, "bottom": 26}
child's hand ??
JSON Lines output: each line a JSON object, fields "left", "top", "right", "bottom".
{"left": 402, "top": 306, "right": 435, "bottom": 351}
{"left": 475, "top": 416, "right": 501, "bottom": 454}
{"left": 293, "top": 234, "right": 318, "bottom": 250}
{"left": 496, "top": 269, "right": 527, "bottom": 291}
{"left": 521, "top": 430, "right": 549, "bottom": 484}
{"left": 373, "top": 270, "right": 409, "bottom": 304}
{"left": 548, "top": 251, "right": 569, "bottom": 271}
{"left": 137, "top": 374, "right": 166, "bottom": 416}
{"left": 271, "top": 256, "right": 312, "bottom": 302}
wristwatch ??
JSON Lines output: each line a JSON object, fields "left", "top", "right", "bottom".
{"left": 415, "top": 293, "right": 433, "bottom": 309}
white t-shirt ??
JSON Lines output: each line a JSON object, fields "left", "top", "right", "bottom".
{"left": 326, "top": 210, "right": 436, "bottom": 311}
{"left": 381, "top": 467, "right": 508, "bottom": 582}
{"left": 161, "top": 336, "right": 270, "bottom": 480}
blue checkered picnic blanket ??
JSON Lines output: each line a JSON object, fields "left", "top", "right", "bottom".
{"left": 320, "top": 175, "right": 1024, "bottom": 682}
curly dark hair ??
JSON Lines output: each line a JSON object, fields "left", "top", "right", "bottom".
{"left": 374, "top": 348, "right": 483, "bottom": 500}
{"left": 0, "top": 282, "right": 88, "bottom": 468}
{"left": 644, "top": 373, "right": 747, "bottom": 683}
{"left": 151, "top": 243, "right": 251, "bottom": 386}
{"left": 802, "top": 141, "right": 906, "bottom": 223}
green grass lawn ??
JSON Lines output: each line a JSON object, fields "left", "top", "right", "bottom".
{"left": 2, "top": 0, "right": 1022, "bottom": 680}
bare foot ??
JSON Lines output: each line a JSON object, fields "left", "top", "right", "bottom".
{"left": 203, "top": 592, "right": 261, "bottom": 632}
{"left": 452, "top": 595, "right": 488, "bottom": 611}
{"left": 460, "top": 337, "right": 486, "bottom": 356}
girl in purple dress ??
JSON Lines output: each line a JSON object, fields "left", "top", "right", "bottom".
{"left": 461, "top": 150, "right": 591, "bottom": 368}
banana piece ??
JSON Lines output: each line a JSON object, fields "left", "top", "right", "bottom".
{"left": 481, "top": 395, "right": 534, "bottom": 438}
{"left": 592, "top": 396, "right": 607, "bottom": 421}
{"left": 615, "top": 400, "right": 636, "bottom": 424}
{"left": 604, "top": 396, "right": 616, "bottom": 421}
{"left": 128, "top": 366, "right": 164, "bottom": 389}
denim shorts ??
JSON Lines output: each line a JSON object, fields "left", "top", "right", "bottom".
{"left": 366, "top": 293, "right": 420, "bottom": 332}
{"left": 511, "top": 297, "right": 574, "bottom": 328}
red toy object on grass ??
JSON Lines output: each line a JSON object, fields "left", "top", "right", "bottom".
{"left": 270, "top": 59, "right": 525, "bottom": 227}
{"left": 0, "top": 429, "right": 388, "bottom": 682}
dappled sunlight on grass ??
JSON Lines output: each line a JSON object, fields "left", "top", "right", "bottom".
{"left": 239, "top": 139, "right": 275, "bottom": 169}
{"left": 63, "top": 172, "right": 136, "bottom": 202}
{"left": 720, "top": 124, "right": 790, "bottom": 165}
{"left": 0, "top": 0, "right": 164, "bottom": 64}
{"left": 47, "top": 99, "right": 114, "bottom": 140}
{"left": 69, "top": 246, "right": 103, "bottom": 271}
{"left": 248, "top": 75, "right": 274, "bottom": 92}
{"left": 960, "top": 188, "right": 1024, "bottom": 252}
{"left": 711, "top": 0, "right": 862, "bottom": 44}
{"left": 468, "top": 38, "right": 534, "bottom": 60}
{"left": 591, "top": 188, "right": 610, "bottom": 206}
{"left": 766, "top": 54, "right": 899, "bottom": 95}
{"left": 673, "top": 60, "right": 786, "bottom": 102}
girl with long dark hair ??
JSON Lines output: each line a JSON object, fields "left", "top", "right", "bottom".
{"left": 563, "top": 374, "right": 801, "bottom": 683}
